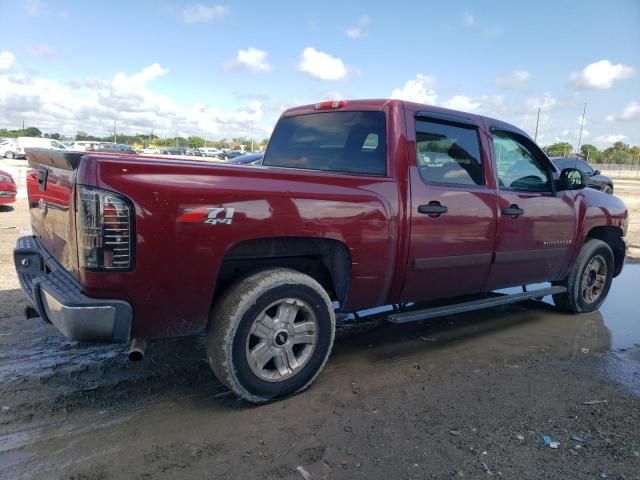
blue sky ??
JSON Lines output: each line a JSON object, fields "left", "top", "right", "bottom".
{"left": 0, "top": 0, "right": 638, "bottom": 147}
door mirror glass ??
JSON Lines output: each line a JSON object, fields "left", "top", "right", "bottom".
{"left": 559, "top": 168, "right": 587, "bottom": 190}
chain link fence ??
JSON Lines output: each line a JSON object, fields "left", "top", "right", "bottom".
{"left": 591, "top": 163, "right": 640, "bottom": 180}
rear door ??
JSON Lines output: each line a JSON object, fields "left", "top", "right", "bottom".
{"left": 400, "top": 113, "right": 497, "bottom": 302}
{"left": 484, "top": 128, "right": 575, "bottom": 289}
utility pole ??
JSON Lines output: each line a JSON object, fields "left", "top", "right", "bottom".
{"left": 113, "top": 120, "right": 117, "bottom": 143}
{"left": 22, "top": 120, "right": 25, "bottom": 131}
{"left": 534, "top": 107, "right": 541, "bottom": 142}
{"left": 577, "top": 102, "right": 587, "bottom": 155}
{"left": 251, "top": 121, "right": 254, "bottom": 153}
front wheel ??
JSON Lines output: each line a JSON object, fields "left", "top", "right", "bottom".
{"left": 603, "top": 185, "right": 613, "bottom": 195}
{"left": 553, "top": 239, "right": 614, "bottom": 313}
{"left": 206, "top": 268, "right": 335, "bottom": 403}
{"left": 5, "top": 151, "right": 15, "bottom": 159}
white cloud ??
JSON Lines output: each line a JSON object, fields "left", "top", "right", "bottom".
{"left": 298, "top": 47, "right": 347, "bottom": 81}
{"left": 23, "top": 0, "right": 45, "bottom": 16}
{"left": 463, "top": 11, "right": 475, "bottom": 26}
{"left": 225, "top": 47, "right": 271, "bottom": 73}
{"left": 179, "top": 4, "right": 228, "bottom": 24}
{"left": 112, "top": 63, "right": 169, "bottom": 90}
{"left": 0, "top": 63, "right": 266, "bottom": 139}
{"left": 26, "top": 44, "right": 59, "bottom": 59}
{"left": 496, "top": 70, "right": 531, "bottom": 87}
{"left": 345, "top": 15, "right": 371, "bottom": 39}
{"left": 526, "top": 92, "right": 557, "bottom": 111}
{"left": 390, "top": 74, "right": 437, "bottom": 104}
{"left": 606, "top": 101, "right": 640, "bottom": 122}
{"left": 569, "top": 60, "right": 633, "bottom": 89}
{"left": 0, "top": 51, "right": 15, "bottom": 72}
{"left": 443, "top": 95, "right": 481, "bottom": 112}
{"left": 594, "top": 133, "right": 627, "bottom": 144}
{"left": 443, "top": 94, "right": 506, "bottom": 115}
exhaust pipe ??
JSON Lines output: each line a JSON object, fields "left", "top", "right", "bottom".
{"left": 128, "top": 338, "right": 146, "bottom": 361}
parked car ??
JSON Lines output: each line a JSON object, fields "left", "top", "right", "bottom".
{"left": 141, "top": 147, "right": 161, "bottom": 155}
{"left": 225, "top": 150, "right": 244, "bottom": 159}
{"left": 0, "top": 139, "right": 18, "bottom": 159}
{"left": 0, "top": 169, "right": 17, "bottom": 205}
{"left": 90, "top": 143, "right": 137, "bottom": 155}
{"left": 162, "top": 147, "right": 187, "bottom": 155}
{"left": 15, "top": 99, "right": 628, "bottom": 403}
{"left": 227, "top": 152, "right": 264, "bottom": 166}
{"left": 550, "top": 157, "right": 614, "bottom": 194}
{"left": 2, "top": 137, "right": 67, "bottom": 159}
{"left": 70, "top": 141, "right": 107, "bottom": 151}
{"left": 197, "top": 147, "right": 223, "bottom": 157}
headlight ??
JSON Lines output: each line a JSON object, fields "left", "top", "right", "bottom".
{"left": 0, "top": 175, "right": 13, "bottom": 183}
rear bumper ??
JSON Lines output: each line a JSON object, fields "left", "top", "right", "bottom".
{"left": 13, "top": 236, "right": 132, "bottom": 342}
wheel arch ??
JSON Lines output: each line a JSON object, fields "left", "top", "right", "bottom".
{"left": 585, "top": 225, "right": 625, "bottom": 277}
{"left": 213, "top": 236, "right": 351, "bottom": 306}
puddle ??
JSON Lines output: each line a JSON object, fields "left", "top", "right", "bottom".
{"left": 599, "top": 263, "right": 640, "bottom": 349}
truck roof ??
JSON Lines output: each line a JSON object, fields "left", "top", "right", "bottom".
{"left": 282, "top": 99, "right": 528, "bottom": 139}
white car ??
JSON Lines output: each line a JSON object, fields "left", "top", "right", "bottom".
{"left": 5, "top": 137, "right": 67, "bottom": 159}
{"left": 69, "top": 141, "right": 107, "bottom": 152}
{"left": 0, "top": 139, "right": 18, "bottom": 159}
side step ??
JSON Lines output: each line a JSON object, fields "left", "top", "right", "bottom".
{"left": 387, "top": 286, "right": 567, "bottom": 324}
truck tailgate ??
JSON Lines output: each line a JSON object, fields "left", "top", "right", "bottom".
{"left": 25, "top": 149, "right": 83, "bottom": 277}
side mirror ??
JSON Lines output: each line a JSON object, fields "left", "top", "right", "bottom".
{"left": 558, "top": 167, "right": 587, "bottom": 190}
{"left": 594, "top": 169, "right": 601, "bottom": 175}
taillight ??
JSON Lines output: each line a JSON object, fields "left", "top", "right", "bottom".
{"left": 314, "top": 100, "right": 346, "bottom": 110}
{"left": 76, "top": 185, "right": 134, "bottom": 270}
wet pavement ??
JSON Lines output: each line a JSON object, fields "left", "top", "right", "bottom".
{"left": 0, "top": 198, "right": 639, "bottom": 479}
{"left": 0, "top": 267, "right": 639, "bottom": 478}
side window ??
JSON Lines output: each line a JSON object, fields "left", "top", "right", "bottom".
{"left": 578, "top": 161, "right": 594, "bottom": 176}
{"left": 492, "top": 132, "right": 551, "bottom": 191}
{"left": 415, "top": 120, "right": 483, "bottom": 186}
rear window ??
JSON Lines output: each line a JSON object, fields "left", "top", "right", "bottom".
{"left": 263, "top": 111, "right": 387, "bottom": 175}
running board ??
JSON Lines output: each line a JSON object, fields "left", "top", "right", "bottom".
{"left": 387, "top": 286, "right": 567, "bottom": 324}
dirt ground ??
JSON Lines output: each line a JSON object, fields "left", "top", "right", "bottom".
{"left": 1, "top": 183, "right": 639, "bottom": 480}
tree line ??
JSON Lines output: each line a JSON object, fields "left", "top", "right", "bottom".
{"left": 543, "top": 141, "right": 640, "bottom": 165}
{"left": 0, "top": 127, "right": 269, "bottom": 151}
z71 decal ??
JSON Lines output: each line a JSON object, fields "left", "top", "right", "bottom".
{"left": 177, "top": 206, "right": 236, "bottom": 225}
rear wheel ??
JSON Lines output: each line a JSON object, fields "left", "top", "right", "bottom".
{"left": 553, "top": 239, "right": 614, "bottom": 313}
{"left": 603, "top": 185, "right": 613, "bottom": 195}
{"left": 206, "top": 268, "right": 335, "bottom": 403}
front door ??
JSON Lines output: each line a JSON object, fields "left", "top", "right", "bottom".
{"left": 485, "top": 129, "right": 576, "bottom": 290}
{"left": 400, "top": 116, "right": 497, "bottom": 303}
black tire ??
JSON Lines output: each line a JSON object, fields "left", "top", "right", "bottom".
{"left": 552, "top": 239, "right": 614, "bottom": 313}
{"left": 603, "top": 185, "right": 613, "bottom": 195}
{"left": 206, "top": 268, "right": 335, "bottom": 403}
{"left": 5, "top": 151, "right": 15, "bottom": 159}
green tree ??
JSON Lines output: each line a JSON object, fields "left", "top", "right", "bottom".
{"left": 23, "top": 127, "right": 42, "bottom": 137}
{"left": 580, "top": 144, "right": 602, "bottom": 162}
{"left": 544, "top": 142, "right": 574, "bottom": 157}
{"left": 188, "top": 136, "right": 205, "bottom": 148}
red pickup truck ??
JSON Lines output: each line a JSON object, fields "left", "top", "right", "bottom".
{"left": 14, "top": 99, "right": 628, "bottom": 402}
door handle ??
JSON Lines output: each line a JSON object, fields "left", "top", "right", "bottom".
{"left": 502, "top": 204, "right": 524, "bottom": 217}
{"left": 418, "top": 203, "right": 448, "bottom": 216}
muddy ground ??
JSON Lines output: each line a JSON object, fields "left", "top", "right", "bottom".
{"left": 1, "top": 179, "right": 639, "bottom": 479}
